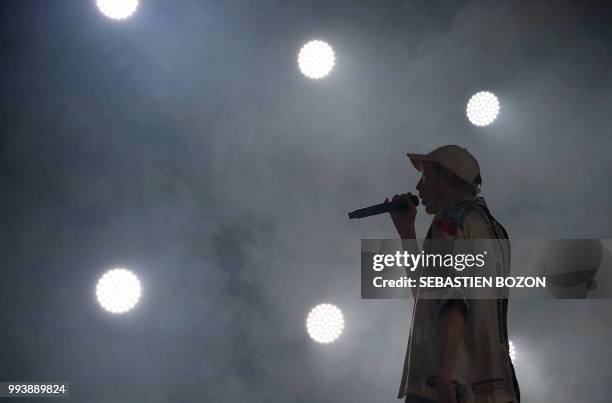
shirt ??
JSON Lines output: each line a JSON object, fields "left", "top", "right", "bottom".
{"left": 397, "top": 197, "right": 520, "bottom": 403}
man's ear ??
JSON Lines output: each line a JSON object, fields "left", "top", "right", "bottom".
{"left": 439, "top": 168, "right": 452, "bottom": 184}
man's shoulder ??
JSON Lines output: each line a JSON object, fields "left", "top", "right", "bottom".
{"left": 433, "top": 199, "right": 492, "bottom": 239}
{"left": 439, "top": 199, "right": 483, "bottom": 229}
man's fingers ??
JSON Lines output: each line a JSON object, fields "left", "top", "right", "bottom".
{"left": 400, "top": 193, "right": 416, "bottom": 208}
{"left": 390, "top": 193, "right": 416, "bottom": 210}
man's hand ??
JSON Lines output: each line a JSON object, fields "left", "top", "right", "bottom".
{"left": 437, "top": 378, "right": 457, "bottom": 403}
{"left": 387, "top": 193, "right": 417, "bottom": 239}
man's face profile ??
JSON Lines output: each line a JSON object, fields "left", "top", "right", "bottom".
{"left": 416, "top": 161, "right": 445, "bottom": 215}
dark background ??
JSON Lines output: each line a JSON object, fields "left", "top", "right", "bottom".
{"left": 1, "top": 0, "right": 611, "bottom": 401}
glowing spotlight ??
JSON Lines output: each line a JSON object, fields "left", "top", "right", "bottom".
{"left": 96, "top": 268, "right": 142, "bottom": 314}
{"left": 96, "top": 0, "right": 139, "bottom": 20}
{"left": 306, "top": 303, "right": 344, "bottom": 343}
{"left": 466, "top": 91, "right": 500, "bottom": 126}
{"left": 298, "top": 40, "right": 335, "bottom": 79}
{"left": 509, "top": 340, "right": 517, "bottom": 361}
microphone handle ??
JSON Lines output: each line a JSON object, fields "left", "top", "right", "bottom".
{"left": 348, "top": 195, "right": 419, "bottom": 219}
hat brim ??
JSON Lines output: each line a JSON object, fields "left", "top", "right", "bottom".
{"left": 406, "top": 153, "right": 435, "bottom": 171}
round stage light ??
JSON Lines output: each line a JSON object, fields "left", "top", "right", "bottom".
{"left": 96, "top": 268, "right": 142, "bottom": 314}
{"left": 306, "top": 303, "right": 344, "bottom": 344}
{"left": 297, "top": 40, "right": 335, "bottom": 79}
{"left": 96, "top": 0, "right": 139, "bottom": 20}
{"left": 466, "top": 91, "right": 500, "bottom": 126}
{"left": 509, "top": 340, "right": 517, "bottom": 361}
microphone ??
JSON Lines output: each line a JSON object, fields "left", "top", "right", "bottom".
{"left": 348, "top": 195, "right": 419, "bottom": 219}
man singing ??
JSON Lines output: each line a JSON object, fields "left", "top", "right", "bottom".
{"left": 388, "top": 145, "right": 520, "bottom": 403}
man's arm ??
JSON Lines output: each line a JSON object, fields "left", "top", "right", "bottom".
{"left": 388, "top": 193, "right": 418, "bottom": 241}
{"left": 437, "top": 303, "right": 465, "bottom": 403}
{"left": 438, "top": 303, "right": 465, "bottom": 379}
{"left": 388, "top": 193, "right": 420, "bottom": 268}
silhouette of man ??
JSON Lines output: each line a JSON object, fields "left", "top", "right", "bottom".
{"left": 388, "top": 145, "right": 520, "bottom": 403}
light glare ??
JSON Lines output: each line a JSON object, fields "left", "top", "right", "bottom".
{"left": 298, "top": 40, "right": 335, "bottom": 79}
{"left": 96, "top": 0, "right": 139, "bottom": 20}
{"left": 306, "top": 303, "right": 344, "bottom": 344}
{"left": 466, "top": 91, "right": 500, "bottom": 126}
{"left": 96, "top": 268, "right": 142, "bottom": 314}
{"left": 509, "top": 340, "right": 517, "bottom": 361}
